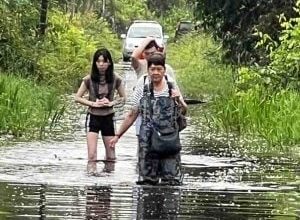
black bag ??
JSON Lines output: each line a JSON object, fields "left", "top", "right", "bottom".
{"left": 145, "top": 79, "right": 182, "bottom": 157}
{"left": 150, "top": 128, "right": 181, "bottom": 157}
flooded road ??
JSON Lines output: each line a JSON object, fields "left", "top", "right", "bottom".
{"left": 0, "top": 63, "right": 299, "bottom": 219}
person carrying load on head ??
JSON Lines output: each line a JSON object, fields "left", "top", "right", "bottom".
{"left": 131, "top": 36, "right": 175, "bottom": 80}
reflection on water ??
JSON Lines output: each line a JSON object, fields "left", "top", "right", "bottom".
{"left": 0, "top": 64, "right": 299, "bottom": 219}
{"left": 0, "top": 182, "right": 298, "bottom": 219}
{"left": 134, "top": 186, "right": 181, "bottom": 219}
{"left": 86, "top": 185, "right": 112, "bottom": 220}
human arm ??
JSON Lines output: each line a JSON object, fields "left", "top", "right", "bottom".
{"left": 110, "top": 84, "right": 143, "bottom": 148}
{"left": 113, "top": 81, "right": 126, "bottom": 105}
{"left": 131, "top": 37, "right": 156, "bottom": 71}
{"left": 74, "top": 81, "right": 94, "bottom": 107}
{"left": 75, "top": 81, "right": 110, "bottom": 108}
{"left": 171, "top": 88, "right": 187, "bottom": 115}
{"left": 109, "top": 108, "right": 139, "bottom": 148}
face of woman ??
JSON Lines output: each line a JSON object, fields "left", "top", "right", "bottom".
{"left": 96, "top": 55, "right": 110, "bottom": 73}
{"left": 148, "top": 64, "right": 165, "bottom": 83}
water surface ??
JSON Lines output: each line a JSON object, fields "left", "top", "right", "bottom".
{"left": 0, "top": 63, "right": 298, "bottom": 219}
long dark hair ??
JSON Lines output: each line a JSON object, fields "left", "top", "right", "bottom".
{"left": 91, "top": 48, "right": 114, "bottom": 84}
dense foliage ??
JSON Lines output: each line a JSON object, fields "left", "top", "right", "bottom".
{"left": 168, "top": 33, "right": 233, "bottom": 99}
{"left": 0, "top": 1, "right": 40, "bottom": 76}
{"left": 147, "top": 0, "right": 195, "bottom": 17}
{"left": 168, "top": 32, "right": 300, "bottom": 146}
{"left": 262, "top": 4, "right": 300, "bottom": 90}
{"left": 195, "top": 0, "right": 297, "bottom": 65}
{"left": 208, "top": 2, "right": 300, "bottom": 146}
{"left": 37, "top": 11, "right": 120, "bottom": 91}
{"left": 1, "top": 0, "right": 299, "bottom": 147}
{"left": 0, "top": 1, "right": 120, "bottom": 91}
{"left": 212, "top": 80, "right": 300, "bottom": 146}
{"left": 0, "top": 74, "right": 65, "bottom": 138}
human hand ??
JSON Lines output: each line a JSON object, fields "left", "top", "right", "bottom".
{"left": 98, "top": 97, "right": 110, "bottom": 104}
{"left": 109, "top": 136, "right": 119, "bottom": 148}
{"left": 91, "top": 97, "right": 110, "bottom": 108}
{"left": 103, "top": 101, "right": 114, "bottom": 107}
{"left": 93, "top": 97, "right": 110, "bottom": 107}
{"left": 171, "top": 89, "right": 180, "bottom": 99}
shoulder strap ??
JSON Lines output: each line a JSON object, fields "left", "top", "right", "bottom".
{"left": 106, "top": 76, "right": 114, "bottom": 99}
{"left": 165, "top": 75, "right": 178, "bottom": 126}
{"left": 165, "top": 75, "right": 173, "bottom": 96}
{"left": 142, "top": 75, "right": 149, "bottom": 95}
{"left": 90, "top": 79, "right": 100, "bottom": 99}
{"left": 142, "top": 75, "right": 154, "bottom": 97}
{"left": 143, "top": 75, "right": 173, "bottom": 98}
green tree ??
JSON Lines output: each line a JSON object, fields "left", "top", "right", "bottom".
{"left": 195, "top": 0, "right": 297, "bottom": 65}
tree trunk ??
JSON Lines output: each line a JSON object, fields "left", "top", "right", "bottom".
{"left": 39, "top": 0, "right": 49, "bottom": 36}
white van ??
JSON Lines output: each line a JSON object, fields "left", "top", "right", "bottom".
{"left": 121, "top": 20, "right": 169, "bottom": 62}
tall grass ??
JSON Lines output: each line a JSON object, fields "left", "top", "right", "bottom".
{"left": 211, "top": 88, "right": 300, "bottom": 146}
{"left": 167, "top": 33, "right": 234, "bottom": 100}
{"left": 0, "top": 73, "right": 65, "bottom": 139}
{"left": 168, "top": 34, "right": 300, "bottom": 147}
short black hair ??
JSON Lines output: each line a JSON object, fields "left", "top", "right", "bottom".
{"left": 147, "top": 52, "right": 165, "bottom": 68}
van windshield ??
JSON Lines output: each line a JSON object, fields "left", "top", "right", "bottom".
{"left": 128, "top": 26, "right": 162, "bottom": 38}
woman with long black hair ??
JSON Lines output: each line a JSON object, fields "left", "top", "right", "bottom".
{"left": 75, "top": 48, "right": 126, "bottom": 166}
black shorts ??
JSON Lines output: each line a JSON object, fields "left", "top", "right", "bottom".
{"left": 86, "top": 113, "right": 115, "bottom": 136}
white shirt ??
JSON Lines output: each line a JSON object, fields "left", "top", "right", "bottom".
{"left": 132, "top": 75, "right": 177, "bottom": 108}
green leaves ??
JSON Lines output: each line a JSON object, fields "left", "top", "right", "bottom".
{"left": 194, "top": 0, "right": 297, "bottom": 65}
{"left": 0, "top": 74, "right": 65, "bottom": 139}
{"left": 0, "top": 2, "right": 121, "bottom": 92}
{"left": 168, "top": 33, "right": 233, "bottom": 99}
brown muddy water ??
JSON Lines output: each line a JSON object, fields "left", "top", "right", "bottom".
{"left": 0, "top": 63, "right": 299, "bottom": 219}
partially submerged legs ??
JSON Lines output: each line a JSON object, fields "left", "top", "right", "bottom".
{"left": 86, "top": 113, "right": 116, "bottom": 161}
{"left": 137, "top": 145, "right": 182, "bottom": 185}
{"left": 87, "top": 132, "right": 116, "bottom": 161}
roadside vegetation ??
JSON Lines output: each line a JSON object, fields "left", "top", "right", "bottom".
{"left": 0, "top": 74, "right": 64, "bottom": 139}
{"left": 1, "top": 0, "right": 299, "bottom": 148}
{"left": 169, "top": 1, "right": 300, "bottom": 148}
{"left": 169, "top": 31, "right": 299, "bottom": 147}
{"left": 167, "top": 33, "right": 233, "bottom": 100}
{"left": 0, "top": 0, "right": 192, "bottom": 140}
